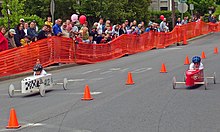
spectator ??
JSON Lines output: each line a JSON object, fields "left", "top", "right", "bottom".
{"left": 32, "top": 20, "right": 39, "bottom": 32}
{"left": 181, "top": 16, "right": 188, "bottom": 25}
{"left": 19, "top": 18, "right": 25, "bottom": 25}
{"left": 119, "top": 23, "right": 127, "bottom": 35}
{"left": 66, "top": 19, "right": 72, "bottom": 32}
{"left": 5, "top": 29, "right": 17, "bottom": 49}
{"left": 87, "top": 34, "right": 96, "bottom": 44}
{"left": 97, "top": 18, "right": 104, "bottom": 34}
{"left": 0, "top": 26, "right": 8, "bottom": 52}
{"left": 14, "top": 23, "right": 25, "bottom": 47}
{"left": 160, "top": 18, "right": 169, "bottom": 32}
{"left": 125, "top": 20, "right": 130, "bottom": 30}
{"left": 53, "top": 18, "right": 63, "bottom": 36}
{"left": 61, "top": 22, "right": 69, "bottom": 38}
{"left": 27, "top": 21, "right": 38, "bottom": 41}
{"left": 176, "top": 18, "right": 182, "bottom": 26}
{"left": 45, "top": 16, "right": 53, "bottom": 28}
{"left": 23, "top": 22, "right": 29, "bottom": 36}
{"left": 90, "top": 26, "right": 98, "bottom": 43}
{"left": 38, "top": 25, "right": 49, "bottom": 40}
{"left": 80, "top": 27, "right": 89, "bottom": 42}
{"left": 20, "top": 35, "right": 32, "bottom": 46}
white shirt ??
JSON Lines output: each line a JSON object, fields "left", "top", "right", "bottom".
{"left": 189, "top": 63, "right": 204, "bottom": 70}
{"left": 33, "top": 69, "right": 47, "bottom": 76}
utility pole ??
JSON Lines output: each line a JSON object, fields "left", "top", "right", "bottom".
{"left": 171, "top": 0, "right": 175, "bottom": 28}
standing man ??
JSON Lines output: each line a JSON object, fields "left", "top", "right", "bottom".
{"left": 5, "top": 29, "right": 17, "bottom": 49}
{"left": 53, "top": 18, "right": 62, "bottom": 36}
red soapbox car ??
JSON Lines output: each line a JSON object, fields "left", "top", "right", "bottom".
{"left": 172, "top": 69, "right": 216, "bottom": 90}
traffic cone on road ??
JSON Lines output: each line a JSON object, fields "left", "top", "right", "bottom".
{"left": 126, "top": 72, "right": 135, "bottom": 85}
{"left": 81, "top": 85, "right": 93, "bottom": 101}
{"left": 201, "top": 51, "right": 206, "bottom": 59}
{"left": 184, "top": 55, "right": 190, "bottom": 65}
{"left": 160, "top": 63, "right": 167, "bottom": 73}
{"left": 6, "top": 108, "right": 21, "bottom": 129}
{"left": 214, "top": 47, "right": 218, "bottom": 54}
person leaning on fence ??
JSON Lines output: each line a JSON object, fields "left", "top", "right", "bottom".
{"left": 5, "top": 29, "right": 17, "bottom": 49}
{"left": 53, "top": 19, "right": 63, "bottom": 36}
{"left": 20, "top": 35, "right": 32, "bottom": 46}
{"left": 27, "top": 21, "right": 38, "bottom": 42}
{"left": 14, "top": 23, "right": 25, "bottom": 47}
{"left": 0, "top": 26, "right": 8, "bottom": 52}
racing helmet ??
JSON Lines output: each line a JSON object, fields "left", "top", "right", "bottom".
{"left": 33, "top": 64, "right": 43, "bottom": 72}
{"left": 192, "top": 56, "right": 201, "bottom": 63}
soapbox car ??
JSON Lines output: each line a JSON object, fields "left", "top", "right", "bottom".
{"left": 8, "top": 74, "right": 68, "bottom": 97}
{"left": 172, "top": 69, "right": 216, "bottom": 90}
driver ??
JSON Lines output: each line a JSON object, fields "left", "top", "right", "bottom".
{"left": 189, "top": 56, "right": 204, "bottom": 70}
{"left": 33, "top": 64, "right": 47, "bottom": 76}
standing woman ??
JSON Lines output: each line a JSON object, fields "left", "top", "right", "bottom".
{"left": 0, "top": 26, "right": 8, "bottom": 52}
{"left": 14, "top": 23, "right": 25, "bottom": 47}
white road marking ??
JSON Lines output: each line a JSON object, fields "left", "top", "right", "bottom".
{"left": 0, "top": 123, "right": 44, "bottom": 131}
{"left": 81, "top": 69, "right": 100, "bottom": 75}
{"left": 132, "top": 67, "right": 152, "bottom": 73}
{"left": 56, "top": 92, "right": 102, "bottom": 95}
{"left": 109, "top": 68, "right": 121, "bottom": 71}
{"left": 68, "top": 79, "right": 85, "bottom": 82}
{"left": 120, "top": 68, "right": 129, "bottom": 72}
{"left": 162, "top": 47, "right": 182, "bottom": 50}
{"left": 100, "top": 71, "right": 113, "bottom": 74}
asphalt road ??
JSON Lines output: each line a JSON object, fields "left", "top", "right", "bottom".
{"left": 0, "top": 33, "right": 220, "bottom": 132}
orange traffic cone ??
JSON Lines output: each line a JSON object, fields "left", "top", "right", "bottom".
{"left": 81, "top": 85, "right": 93, "bottom": 100}
{"left": 6, "top": 108, "right": 21, "bottom": 129}
{"left": 160, "top": 63, "right": 167, "bottom": 73}
{"left": 184, "top": 55, "right": 190, "bottom": 65}
{"left": 201, "top": 51, "right": 206, "bottom": 59}
{"left": 182, "top": 34, "right": 188, "bottom": 45}
{"left": 214, "top": 47, "right": 218, "bottom": 54}
{"left": 126, "top": 72, "right": 135, "bottom": 85}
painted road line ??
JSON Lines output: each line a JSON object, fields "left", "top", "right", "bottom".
{"left": 0, "top": 123, "right": 44, "bottom": 131}
{"left": 132, "top": 67, "right": 152, "bottom": 73}
{"left": 120, "top": 68, "right": 130, "bottom": 72}
{"left": 56, "top": 92, "right": 102, "bottom": 95}
{"left": 68, "top": 79, "right": 85, "bottom": 82}
{"left": 81, "top": 69, "right": 100, "bottom": 75}
{"left": 100, "top": 71, "right": 113, "bottom": 75}
{"left": 109, "top": 68, "right": 121, "bottom": 71}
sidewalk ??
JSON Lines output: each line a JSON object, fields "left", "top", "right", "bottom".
{"left": 0, "top": 33, "right": 213, "bottom": 81}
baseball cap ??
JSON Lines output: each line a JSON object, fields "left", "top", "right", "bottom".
{"left": 9, "top": 29, "right": 16, "bottom": 34}
{"left": 20, "top": 18, "right": 25, "bottom": 22}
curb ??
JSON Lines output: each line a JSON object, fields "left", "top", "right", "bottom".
{"left": 0, "top": 33, "right": 213, "bottom": 81}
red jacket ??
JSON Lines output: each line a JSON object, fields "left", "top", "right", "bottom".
{"left": 0, "top": 32, "right": 8, "bottom": 52}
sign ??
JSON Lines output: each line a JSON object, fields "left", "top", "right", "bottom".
{"left": 50, "top": 0, "right": 55, "bottom": 23}
{"left": 178, "top": 3, "right": 188, "bottom": 13}
{"left": 50, "top": 0, "right": 55, "bottom": 15}
{"left": 190, "top": 4, "right": 194, "bottom": 10}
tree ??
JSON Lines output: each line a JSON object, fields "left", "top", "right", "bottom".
{"left": 1, "top": 0, "right": 25, "bottom": 29}
{"left": 187, "top": 0, "right": 216, "bottom": 16}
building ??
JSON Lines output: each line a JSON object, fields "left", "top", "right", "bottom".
{"left": 150, "top": 0, "right": 177, "bottom": 11}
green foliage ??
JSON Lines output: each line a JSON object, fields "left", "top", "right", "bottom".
{"left": 150, "top": 10, "right": 190, "bottom": 25}
{"left": 213, "top": 5, "right": 220, "bottom": 20}
{"left": 187, "top": 0, "right": 216, "bottom": 16}
{"left": 1, "top": 0, "right": 25, "bottom": 29}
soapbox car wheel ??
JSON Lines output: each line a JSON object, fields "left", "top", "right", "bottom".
{"left": 204, "top": 78, "right": 208, "bottom": 90}
{"left": 39, "top": 84, "right": 46, "bottom": 97}
{"left": 213, "top": 72, "right": 216, "bottom": 84}
{"left": 63, "top": 78, "right": 68, "bottom": 90}
{"left": 172, "top": 77, "right": 176, "bottom": 89}
{"left": 8, "top": 84, "right": 15, "bottom": 98}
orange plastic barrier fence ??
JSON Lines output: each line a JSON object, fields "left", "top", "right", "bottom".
{"left": 0, "top": 22, "right": 220, "bottom": 77}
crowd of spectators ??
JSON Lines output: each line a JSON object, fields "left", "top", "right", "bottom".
{"left": 0, "top": 15, "right": 218, "bottom": 52}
